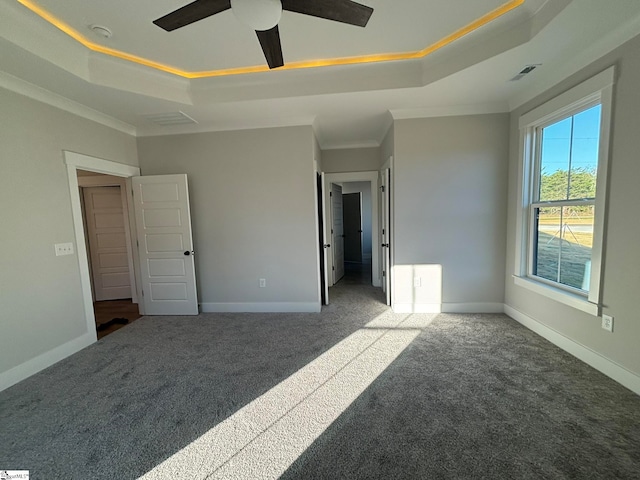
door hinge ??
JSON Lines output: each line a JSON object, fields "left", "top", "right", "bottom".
{"left": 330, "top": 191, "right": 332, "bottom": 197}
{"left": 381, "top": 185, "right": 385, "bottom": 192}
{"left": 141, "top": 289, "right": 144, "bottom": 296}
{"left": 382, "top": 270, "right": 386, "bottom": 277}
{"left": 332, "top": 266, "right": 335, "bottom": 271}
{"left": 382, "top": 228, "right": 385, "bottom": 235}
{"left": 136, "top": 239, "right": 139, "bottom": 247}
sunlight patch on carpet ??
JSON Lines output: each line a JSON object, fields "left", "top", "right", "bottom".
{"left": 141, "top": 312, "right": 435, "bottom": 480}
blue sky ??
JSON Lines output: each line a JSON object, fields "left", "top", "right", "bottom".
{"left": 540, "top": 104, "right": 601, "bottom": 173}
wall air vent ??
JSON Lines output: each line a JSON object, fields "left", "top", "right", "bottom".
{"left": 510, "top": 64, "right": 541, "bottom": 81}
{"left": 143, "top": 111, "right": 198, "bottom": 126}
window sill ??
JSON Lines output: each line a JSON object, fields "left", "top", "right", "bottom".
{"left": 512, "top": 276, "right": 599, "bottom": 316}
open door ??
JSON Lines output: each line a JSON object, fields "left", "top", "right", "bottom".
{"left": 331, "top": 183, "right": 345, "bottom": 284}
{"left": 132, "top": 174, "right": 198, "bottom": 315}
{"left": 318, "top": 173, "right": 329, "bottom": 305}
{"left": 381, "top": 168, "right": 391, "bottom": 306}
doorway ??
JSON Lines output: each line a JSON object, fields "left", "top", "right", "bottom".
{"left": 64, "top": 151, "right": 142, "bottom": 342}
{"left": 320, "top": 171, "right": 381, "bottom": 305}
{"left": 66, "top": 152, "right": 200, "bottom": 338}
{"left": 343, "top": 192, "right": 363, "bottom": 264}
{"left": 341, "top": 183, "right": 373, "bottom": 287}
{"left": 77, "top": 171, "right": 142, "bottom": 338}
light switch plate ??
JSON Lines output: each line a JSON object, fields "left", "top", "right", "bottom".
{"left": 55, "top": 243, "right": 74, "bottom": 256}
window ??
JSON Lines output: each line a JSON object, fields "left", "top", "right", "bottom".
{"left": 515, "top": 68, "right": 614, "bottom": 315}
{"left": 532, "top": 104, "right": 600, "bottom": 291}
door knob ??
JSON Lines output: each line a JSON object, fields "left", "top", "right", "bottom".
{"left": 184, "top": 250, "right": 194, "bottom": 256}
{"left": 324, "top": 244, "right": 331, "bottom": 248}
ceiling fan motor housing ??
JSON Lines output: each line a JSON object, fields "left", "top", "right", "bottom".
{"left": 230, "top": 0, "right": 283, "bottom": 31}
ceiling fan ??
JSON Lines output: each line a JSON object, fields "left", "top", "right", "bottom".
{"left": 153, "top": 0, "right": 374, "bottom": 69}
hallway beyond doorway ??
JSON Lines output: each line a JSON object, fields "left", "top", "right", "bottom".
{"left": 338, "top": 261, "right": 373, "bottom": 286}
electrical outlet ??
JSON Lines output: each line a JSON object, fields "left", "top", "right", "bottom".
{"left": 413, "top": 277, "right": 421, "bottom": 287}
{"left": 259, "top": 278, "right": 266, "bottom": 288}
{"left": 602, "top": 314, "right": 614, "bottom": 332}
{"left": 55, "top": 242, "right": 74, "bottom": 256}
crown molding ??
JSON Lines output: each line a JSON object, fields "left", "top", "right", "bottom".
{"left": 390, "top": 102, "right": 509, "bottom": 120}
{"left": 137, "top": 115, "right": 315, "bottom": 138}
{"left": 320, "top": 141, "right": 381, "bottom": 151}
{"left": 0, "top": 71, "right": 137, "bottom": 136}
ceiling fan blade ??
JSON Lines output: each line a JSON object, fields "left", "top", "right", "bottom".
{"left": 281, "top": 0, "right": 373, "bottom": 27}
{"left": 153, "top": 0, "right": 231, "bottom": 31}
{"left": 256, "top": 26, "right": 284, "bottom": 69}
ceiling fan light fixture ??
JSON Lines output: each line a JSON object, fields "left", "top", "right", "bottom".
{"left": 230, "top": 0, "right": 282, "bottom": 31}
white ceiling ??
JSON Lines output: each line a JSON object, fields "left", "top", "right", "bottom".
{"left": 1, "top": 0, "right": 640, "bottom": 148}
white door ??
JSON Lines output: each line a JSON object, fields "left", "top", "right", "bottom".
{"left": 331, "top": 183, "right": 345, "bottom": 284}
{"left": 319, "top": 173, "right": 330, "bottom": 304}
{"left": 132, "top": 174, "right": 198, "bottom": 315}
{"left": 381, "top": 168, "right": 391, "bottom": 305}
{"left": 83, "top": 186, "right": 132, "bottom": 301}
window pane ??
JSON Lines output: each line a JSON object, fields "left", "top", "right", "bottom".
{"left": 533, "top": 206, "right": 594, "bottom": 291}
{"left": 569, "top": 105, "right": 600, "bottom": 200}
{"left": 534, "top": 207, "right": 561, "bottom": 282}
{"left": 558, "top": 205, "right": 594, "bottom": 290}
{"left": 539, "top": 118, "right": 572, "bottom": 201}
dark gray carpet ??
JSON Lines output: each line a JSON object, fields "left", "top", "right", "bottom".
{"left": 1, "top": 283, "right": 639, "bottom": 479}
{"left": 282, "top": 312, "right": 640, "bottom": 479}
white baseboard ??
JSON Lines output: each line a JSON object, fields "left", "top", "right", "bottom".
{"left": 442, "top": 302, "right": 505, "bottom": 313}
{"left": 200, "top": 302, "right": 321, "bottom": 313}
{"left": 504, "top": 304, "right": 640, "bottom": 396}
{"left": 393, "top": 302, "right": 505, "bottom": 314}
{"left": 0, "top": 332, "right": 96, "bottom": 392}
{"left": 393, "top": 303, "right": 441, "bottom": 313}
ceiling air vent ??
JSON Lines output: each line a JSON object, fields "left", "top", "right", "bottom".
{"left": 510, "top": 64, "right": 541, "bottom": 81}
{"left": 143, "top": 111, "right": 198, "bottom": 126}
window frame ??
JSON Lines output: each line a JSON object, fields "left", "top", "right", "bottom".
{"left": 514, "top": 67, "right": 615, "bottom": 316}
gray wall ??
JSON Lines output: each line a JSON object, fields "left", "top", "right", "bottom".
{"left": 137, "top": 126, "right": 320, "bottom": 309}
{"left": 380, "top": 125, "right": 394, "bottom": 168}
{"left": 393, "top": 114, "right": 509, "bottom": 310}
{"left": 0, "top": 88, "right": 138, "bottom": 376}
{"left": 322, "top": 147, "right": 382, "bottom": 173}
{"left": 314, "top": 136, "right": 323, "bottom": 173}
{"left": 341, "top": 182, "right": 372, "bottom": 260}
{"left": 505, "top": 34, "right": 640, "bottom": 376}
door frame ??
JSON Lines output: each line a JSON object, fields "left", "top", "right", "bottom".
{"left": 64, "top": 151, "right": 142, "bottom": 342}
{"left": 323, "top": 171, "right": 380, "bottom": 287}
